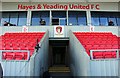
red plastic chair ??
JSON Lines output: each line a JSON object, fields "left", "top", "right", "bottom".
{"left": 103, "top": 52, "right": 112, "bottom": 58}
{"left": 14, "top": 52, "right": 27, "bottom": 60}
{"left": 4, "top": 52, "right": 15, "bottom": 60}
{"left": 93, "top": 52, "right": 104, "bottom": 59}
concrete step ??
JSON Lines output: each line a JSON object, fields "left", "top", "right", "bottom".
{"left": 50, "top": 72, "right": 72, "bottom": 78}
{"left": 49, "top": 67, "right": 70, "bottom": 73}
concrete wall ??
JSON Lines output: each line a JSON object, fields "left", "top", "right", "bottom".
{"left": 69, "top": 30, "right": 90, "bottom": 76}
{"left": 31, "top": 30, "right": 49, "bottom": 76}
{"left": 69, "top": 30, "right": 119, "bottom": 76}
{"left": 0, "top": 30, "right": 49, "bottom": 76}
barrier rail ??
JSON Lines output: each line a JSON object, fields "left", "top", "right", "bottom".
{"left": 0, "top": 50, "right": 30, "bottom": 61}
{"left": 90, "top": 49, "right": 119, "bottom": 60}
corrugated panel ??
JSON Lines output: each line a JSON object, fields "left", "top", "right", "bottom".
{"left": 118, "top": 59, "right": 120, "bottom": 78}
{"left": 2, "top": 61, "right": 31, "bottom": 76}
{"left": 90, "top": 60, "right": 118, "bottom": 76}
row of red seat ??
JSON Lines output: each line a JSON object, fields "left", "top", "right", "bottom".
{"left": 93, "top": 52, "right": 117, "bottom": 59}
{"left": 74, "top": 32, "right": 113, "bottom": 35}
{"left": 1, "top": 39, "right": 41, "bottom": 43}
{"left": 84, "top": 45, "right": 119, "bottom": 49}
{"left": 1, "top": 46, "right": 35, "bottom": 50}
{"left": 1, "top": 36, "right": 43, "bottom": 39}
{"left": 0, "top": 32, "right": 45, "bottom": 60}
{"left": 4, "top": 32, "right": 45, "bottom": 35}
{"left": 74, "top": 32, "right": 120, "bottom": 59}
{"left": 2, "top": 52, "right": 28, "bottom": 60}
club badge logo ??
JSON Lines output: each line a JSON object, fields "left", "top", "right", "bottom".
{"left": 56, "top": 26, "right": 62, "bottom": 34}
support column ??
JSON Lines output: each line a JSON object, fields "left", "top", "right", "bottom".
{"left": 66, "top": 10, "right": 68, "bottom": 26}
{"left": 50, "top": 10, "right": 52, "bottom": 26}
{"left": 86, "top": 10, "right": 91, "bottom": 26}
{"left": 26, "top": 10, "right": 32, "bottom": 26}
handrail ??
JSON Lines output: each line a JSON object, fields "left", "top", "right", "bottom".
{"left": 31, "top": 30, "right": 49, "bottom": 57}
{"left": 37, "top": 30, "right": 49, "bottom": 48}
{"left": 90, "top": 49, "right": 119, "bottom": 60}
{"left": 0, "top": 50, "right": 30, "bottom": 61}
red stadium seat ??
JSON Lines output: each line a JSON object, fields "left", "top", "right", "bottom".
{"left": 3, "top": 52, "right": 15, "bottom": 60}
{"left": 74, "top": 32, "right": 119, "bottom": 59}
{"left": 14, "top": 52, "right": 27, "bottom": 60}
{"left": 1, "top": 32, "right": 45, "bottom": 60}
{"left": 111, "top": 52, "right": 117, "bottom": 58}
{"left": 103, "top": 52, "right": 112, "bottom": 58}
{"left": 93, "top": 52, "right": 104, "bottom": 59}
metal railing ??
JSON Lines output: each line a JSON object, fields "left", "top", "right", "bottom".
{"left": 90, "top": 49, "right": 119, "bottom": 60}
{"left": 0, "top": 50, "right": 30, "bottom": 61}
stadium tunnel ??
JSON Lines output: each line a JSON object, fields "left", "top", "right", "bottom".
{"left": 48, "top": 38, "right": 71, "bottom": 77}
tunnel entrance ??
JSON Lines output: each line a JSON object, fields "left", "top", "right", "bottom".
{"left": 48, "top": 39, "right": 71, "bottom": 77}
{"left": 53, "top": 46, "right": 66, "bottom": 65}
{"left": 49, "top": 39, "right": 69, "bottom": 67}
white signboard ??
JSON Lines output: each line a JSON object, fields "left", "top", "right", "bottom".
{"left": 54, "top": 26, "right": 64, "bottom": 37}
{"left": 22, "top": 26, "right": 28, "bottom": 32}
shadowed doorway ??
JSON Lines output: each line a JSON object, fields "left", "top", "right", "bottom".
{"left": 49, "top": 40, "right": 69, "bottom": 67}
{"left": 53, "top": 47, "right": 66, "bottom": 65}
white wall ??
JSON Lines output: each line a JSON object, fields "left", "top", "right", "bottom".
{"left": 31, "top": 30, "right": 49, "bottom": 76}
{"left": 0, "top": 26, "right": 119, "bottom": 37}
{"left": 69, "top": 30, "right": 90, "bottom": 76}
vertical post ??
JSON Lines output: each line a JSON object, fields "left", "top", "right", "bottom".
{"left": 27, "top": 50, "right": 30, "bottom": 61}
{"left": 86, "top": 10, "right": 91, "bottom": 26}
{"left": 27, "top": 10, "right": 32, "bottom": 26}
{"left": 66, "top": 10, "right": 68, "bottom": 26}
{"left": 50, "top": 10, "right": 52, "bottom": 26}
{"left": 90, "top": 50, "right": 93, "bottom": 60}
{"left": 116, "top": 49, "right": 119, "bottom": 59}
